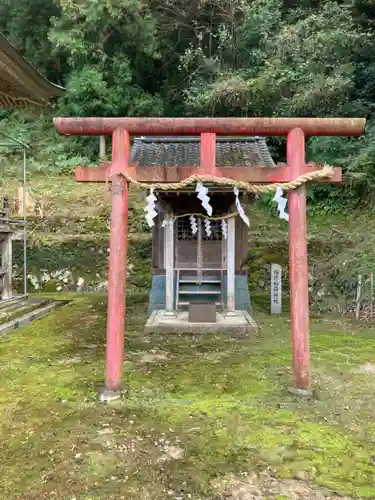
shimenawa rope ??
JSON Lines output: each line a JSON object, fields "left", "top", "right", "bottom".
{"left": 107, "top": 164, "right": 334, "bottom": 194}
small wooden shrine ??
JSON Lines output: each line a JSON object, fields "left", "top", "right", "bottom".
{"left": 130, "top": 136, "right": 275, "bottom": 326}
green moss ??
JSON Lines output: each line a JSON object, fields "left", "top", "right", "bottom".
{"left": 0, "top": 294, "right": 374, "bottom": 498}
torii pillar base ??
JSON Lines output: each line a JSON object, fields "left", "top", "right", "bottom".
{"left": 100, "top": 387, "right": 122, "bottom": 403}
{"left": 288, "top": 386, "right": 313, "bottom": 397}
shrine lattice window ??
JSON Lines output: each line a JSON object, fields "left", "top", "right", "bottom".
{"left": 176, "top": 216, "right": 223, "bottom": 241}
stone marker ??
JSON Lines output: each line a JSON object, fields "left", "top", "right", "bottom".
{"left": 270, "top": 263, "right": 282, "bottom": 315}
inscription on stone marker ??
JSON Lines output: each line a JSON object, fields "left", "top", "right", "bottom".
{"left": 271, "top": 263, "right": 282, "bottom": 315}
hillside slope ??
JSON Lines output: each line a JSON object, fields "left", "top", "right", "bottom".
{"left": 1, "top": 175, "right": 373, "bottom": 316}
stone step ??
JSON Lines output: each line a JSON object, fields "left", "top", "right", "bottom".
{"left": 0, "top": 298, "right": 46, "bottom": 313}
{"left": 0, "top": 299, "right": 69, "bottom": 336}
{"left": 178, "top": 301, "right": 222, "bottom": 308}
{"left": 0, "top": 299, "right": 29, "bottom": 314}
{"left": 0, "top": 300, "right": 49, "bottom": 323}
{"left": 179, "top": 281, "right": 221, "bottom": 290}
{"left": 0, "top": 296, "right": 24, "bottom": 310}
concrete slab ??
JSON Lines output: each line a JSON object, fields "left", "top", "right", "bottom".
{"left": 145, "top": 309, "right": 258, "bottom": 335}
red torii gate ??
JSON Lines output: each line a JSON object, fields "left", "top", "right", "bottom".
{"left": 53, "top": 117, "right": 366, "bottom": 399}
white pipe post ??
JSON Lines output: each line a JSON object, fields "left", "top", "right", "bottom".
{"left": 164, "top": 216, "right": 175, "bottom": 316}
{"left": 197, "top": 216, "right": 202, "bottom": 284}
{"left": 226, "top": 216, "right": 235, "bottom": 315}
{"left": 100, "top": 135, "right": 106, "bottom": 160}
{"left": 356, "top": 275, "right": 362, "bottom": 320}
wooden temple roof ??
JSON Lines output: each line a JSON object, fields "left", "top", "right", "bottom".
{"left": 130, "top": 136, "right": 275, "bottom": 168}
{"left": 0, "top": 32, "right": 64, "bottom": 108}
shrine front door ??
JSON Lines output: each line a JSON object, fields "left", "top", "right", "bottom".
{"left": 174, "top": 216, "right": 226, "bottom": 276}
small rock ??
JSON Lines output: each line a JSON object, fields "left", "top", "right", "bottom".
{"left": 97, "top": 428, "right": 114, "bottom": 436}
{"left": 294, "top": 470, "right": 308, "bottom": 480}
{"left": 356, "top": 363, "right": 375, "bottom": 374}
{"left": 158, "top": 445, "right": 184, "bottom": 463}
{"left": 57, "top": 356, "right": 82, "bottom": 365}
{"left": 141, "top": 353, "right": 168, "bottom": 364}
{"left": 76, "top": 277, "right": 85, "bottom": 291}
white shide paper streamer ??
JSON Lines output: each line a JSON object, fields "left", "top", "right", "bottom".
{"left": 144, "top": 188, "right": 158, "bottom": 227}
{"left": 204, "top": 218, "right": 212, "bottom": 237}
{"left": 233, "top": 187, "right": 250, "bottom": 227}
{"left": 221, "top": 219, "right": 227, "bottom": 240}
{"left": 196, "top": 182, "right": 213, "bottom": 216}
{"left": 273, "top": 187, "right": 289, "bottom": 221}
{"left": 190, "top": 215, "right": 198, "bottom": 235}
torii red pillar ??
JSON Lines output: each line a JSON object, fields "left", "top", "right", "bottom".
{"left": 101, "top": 127, "right": 130, "bottom": 400}
{"left": 287, "top": 128, "right": 310, "bottom": 393}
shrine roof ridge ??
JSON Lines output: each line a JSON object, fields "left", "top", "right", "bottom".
{"left": 133, "top": 136, "right": 266, "bottom": 143}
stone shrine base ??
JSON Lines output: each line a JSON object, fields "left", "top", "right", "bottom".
{"left": 145, "top": 309, "right": 258, "bottom": 335}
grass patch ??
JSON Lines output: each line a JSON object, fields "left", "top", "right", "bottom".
{"left": 0, "top": 293, "right": 375, "bottom": 498}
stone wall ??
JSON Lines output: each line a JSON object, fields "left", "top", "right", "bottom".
{"left": 12, "top": 235, "right": 152, "bottom": 294}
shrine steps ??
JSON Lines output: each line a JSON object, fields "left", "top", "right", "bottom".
{"left": 147, "top": 274, "right": 253, "bottom": 316}
{"left": 176, "top": 273, "right": 223, "bottom": 311}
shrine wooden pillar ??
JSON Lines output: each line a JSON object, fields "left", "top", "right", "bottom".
{"left": 164, "top": 215, "right": 175, "bottom": 316}
{"left": 226, "top": 216, "right": 236, "bottom": 315}
{"left": 287, "top": 128, "right": 310, "bottom": 394}
{"left": 101, "top": 127, "right": 129, "bottom": 400}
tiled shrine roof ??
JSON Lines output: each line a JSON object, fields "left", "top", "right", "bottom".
{"left": 130, "top": 136, "right": 275, "bottom": 168}
{"left": 0, "top": 32, "right": 64, "bottom": 108}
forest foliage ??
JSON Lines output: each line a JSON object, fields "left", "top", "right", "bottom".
{"left": 1, "top": 0, "right": 375, "bottom": 209}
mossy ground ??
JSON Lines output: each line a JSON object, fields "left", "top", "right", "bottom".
{"left": 1, "top": 293, "right": 375, "bottom": 499}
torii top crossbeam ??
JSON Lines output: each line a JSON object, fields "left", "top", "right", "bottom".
{"left": 53, "top": 117, "right": 365, "bottom": 137}
{"left": 55, "top": 116, "right": 365, "bottom": 186}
